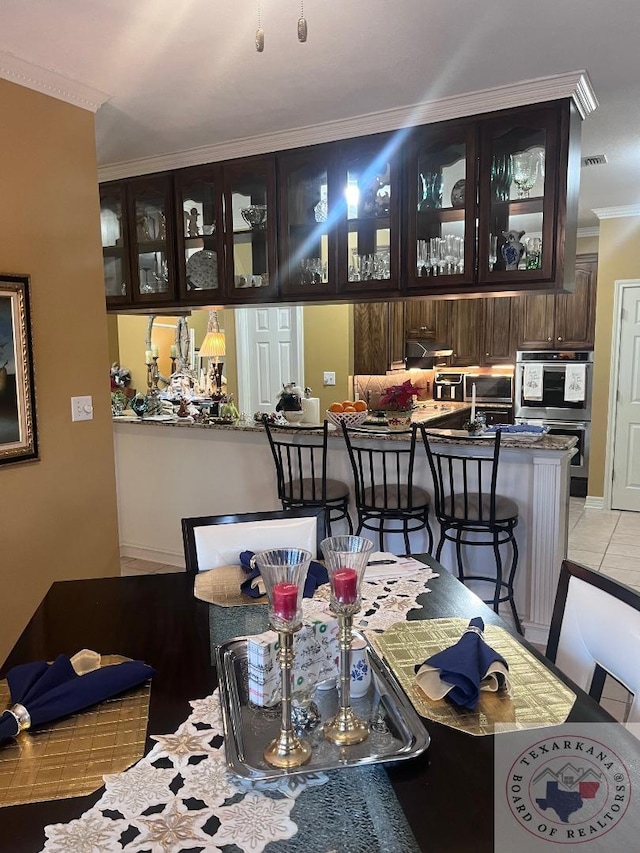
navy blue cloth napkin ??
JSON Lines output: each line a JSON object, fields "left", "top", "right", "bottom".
{"left": 239, "top": 550, "right": 329, "bottom": 599}
{"left": 0, "top": 654, "right": 156, "bottom": 743}
{"left": 414, "top": 617, "right": 509, "bottom": 711}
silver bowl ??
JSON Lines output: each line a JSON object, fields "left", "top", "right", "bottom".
{"left": 240, "top": 204, "right": 267, "bottom": 230}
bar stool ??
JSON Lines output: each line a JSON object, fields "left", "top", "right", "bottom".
{"left": 419, "top": 425, "right": 522, "bottom": 634}
{"left": 340, "top": 421, "right": 432, "bottom": 554}
{"left": 262, "top": 418, "right": 352, "bottom": 536}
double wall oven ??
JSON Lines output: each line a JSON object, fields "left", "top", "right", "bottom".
{"left": 514, "top": 351, "right": 593, "bottom": 479}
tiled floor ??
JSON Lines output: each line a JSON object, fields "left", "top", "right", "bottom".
{"left": 121, "top": 500, "right": 639, "bottom": 721}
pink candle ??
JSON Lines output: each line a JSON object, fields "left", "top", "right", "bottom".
{"left": 333, "top": 567, "right": 358, "bottom": 604}
{"left": 272, "top": 582, "right": 298, "bottom": 621}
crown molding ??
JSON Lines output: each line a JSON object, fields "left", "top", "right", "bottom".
{"left": 98, "top": 70, "right": 597, "bottom": 182}
{"left": 593, "top": 205, "right": 640, "bottom": 220}
{"left": 0, "top": 51, "right": 110, "bottom": 112}
{"left": 577, "top": 226, "right": 600, "bottom": 238}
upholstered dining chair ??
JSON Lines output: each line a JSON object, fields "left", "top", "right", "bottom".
{"left": 340, "top": 421, "right": 432, "bottom": 554}
{"left": 419, "top": 424, "right": 522, "bottom": 634}
{"left": 181, "top": 507, "right": 325, "bottom": 574}
{"left": 546, "top": 559, "right": 640, "bottom": 724}
{"left": 262, "top": 418, "right": 352, "bottom": 536}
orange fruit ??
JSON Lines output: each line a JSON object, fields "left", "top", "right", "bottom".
{"left": 342, "top": 400, "right": 354, "bottom": 408}
{"left": 343, "top": 405, "right": 357, "bottom": 412}
{"left": 328, "top": 402, "right": 344, "bottom": 413}
{"left": 353, "top": 400, "right": 367, "bottom": 411}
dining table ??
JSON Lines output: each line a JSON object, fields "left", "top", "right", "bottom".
{"left": 0, "top": 556, "right": 617, "bottom": 853}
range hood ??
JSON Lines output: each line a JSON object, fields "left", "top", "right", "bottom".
{"left": 405, "top": 339, "right": 453, "bottom": 369}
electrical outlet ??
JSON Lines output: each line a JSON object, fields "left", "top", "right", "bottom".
{"left": 323, "top": 371, "right": 336, "bottom": 386}
{"left": 71, "top": 395, "right": 94, "bottom": 422}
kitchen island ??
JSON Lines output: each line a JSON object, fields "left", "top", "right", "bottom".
{"left": 113, "top": 411, "right": 575, "bottom": 644}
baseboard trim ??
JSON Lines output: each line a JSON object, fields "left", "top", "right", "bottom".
{"left": 584, "top": 496, "right": 605, "bottom": 510}
{"left": 523, "top": 622, "right": 550, "bottom": 648}
{"left": 120, "top": 543, "right": 185, "bottom": 568}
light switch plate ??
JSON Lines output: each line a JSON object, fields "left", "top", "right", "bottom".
{"left": 71, "top": 395, "right": 94, "bottom": 422}
{"left": 323, "top": 371, "right": 336, "bottom": 386}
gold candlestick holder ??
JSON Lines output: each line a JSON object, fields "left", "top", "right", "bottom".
{"left": 321, "top": 534, "right": 374, "bottom": 746}
{"left": 323, "top": 610, "right": 369, "bottom": 745}
{"left": 263, "top": 626, "right": 312, "bottom": 769}
{"left": 253, "top": 547, "right": 314, "bottom": 770}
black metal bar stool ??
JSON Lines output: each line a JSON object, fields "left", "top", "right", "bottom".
{"left": 419, "top": 424, "right": 522, "bottom": 634}
{"left": 263, "top": 418, "right": 352, "bottom": 536}
{"left": 340, "top": 421, "right": 433, "bottom": 554}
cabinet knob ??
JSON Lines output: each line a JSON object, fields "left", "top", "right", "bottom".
{"left": 547, "top": 337, "right": 552, "bottom": 342}
{"left": 486, "top": 352, "right": 489, "bottom": 356}
{"left": 557, "top": 336, "right": 563, "bottom": 341}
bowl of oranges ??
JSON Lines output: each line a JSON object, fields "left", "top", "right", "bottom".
{"left": 326, "top": 399, "right": 369, "bottom": 428}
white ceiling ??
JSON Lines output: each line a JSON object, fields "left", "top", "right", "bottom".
{"left": 2, "top": 0, "right": 640, "bottom": 228}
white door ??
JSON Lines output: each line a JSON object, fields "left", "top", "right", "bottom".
{"left": 235, "top": 306, "right": 304, "bottom": 415}
{"left": 611, "top": 284, "right": 640, "bottom": 510}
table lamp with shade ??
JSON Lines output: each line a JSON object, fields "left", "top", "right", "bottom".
{"left": 199, "top": 311, "right": 226, "bottom": 395}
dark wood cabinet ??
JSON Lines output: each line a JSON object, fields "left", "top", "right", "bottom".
{"left": 479, "top": 406, "right": 514, "bottom": 426}
{"left": 449, "top": 300, "right": 484, "bottom": 366}
{"left": 353, "top": 303, "right": 391, "bottom": 375}
{"left": 517, "top": 253, "right": 597, "bottom": 349}
{"left": 404, "top": 298, "right": 451, "bottom": 345}
{"left": 483, "top": 297, "right": 520, "bottom": 364}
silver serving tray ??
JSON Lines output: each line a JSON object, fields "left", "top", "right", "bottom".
{"left": 216, "top": 632, "right": 430, "bottom": 780}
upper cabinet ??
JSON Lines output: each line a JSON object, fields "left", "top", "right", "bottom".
{"left": 102, "top": 98, "right": 582, "bottom": 310}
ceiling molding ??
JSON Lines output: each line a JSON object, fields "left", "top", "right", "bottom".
{"left": 98, "top": 70, "right": 597, "bottom": 182}
{"left": 593, "top": 205, "right": 640, "bottom": 219}
{"left": 577, "top": 226, "right": 600, "bottom": 238}
{"left": 0, "top": 50, "right": 110, "bottom": 112}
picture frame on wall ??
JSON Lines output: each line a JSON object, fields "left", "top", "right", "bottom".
{"left": 0, "top": 274, "right": 38, "bottom": 465}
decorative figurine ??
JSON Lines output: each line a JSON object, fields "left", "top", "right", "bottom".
{"left": 187, "top": 207, "right": 200, "bottom": 237}
{"left": 501, "top": 229, "right": 526, "bottom": 270}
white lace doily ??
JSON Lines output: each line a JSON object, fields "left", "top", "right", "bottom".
{"left": 40, "top": 569, "right": 437, "bottom": 853}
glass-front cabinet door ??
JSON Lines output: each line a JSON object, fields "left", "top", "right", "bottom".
{"left": 278, "top": 146, "right": 335, "bottom": 297}
{"left": 173, "top": 165, "right": 224, "bottom": 303}
{"left": 336, "top": 135, "right": 400, "bottom": 294}
{"left": 127, "top": 174, "right": 176, "bottom": 305}
{"left": 222, "top": 156, "right": 277, "bottom": 302}
{"left": 477, "top": 102, "right": 575, "bottom": 290}
{"left": 100, "top": 182, "right": 131, "bottom": 306}
{"left": 406, "top": 123, "right": 477, "bottom": 291}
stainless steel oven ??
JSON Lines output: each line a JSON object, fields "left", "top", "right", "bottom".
{"left": 514, "top": 351, "right": 593, "bottom": 422}
{"left": 463, "top": 373, "right": 513, "bottom": 404}
{"left": 515, "top": 417, "right": 590, "bottom": 478}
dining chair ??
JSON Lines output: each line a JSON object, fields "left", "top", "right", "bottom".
{"left": 419, "top": 425, "right": 522, "bottom": 634}
{"left": 181, "top": 507, "right": 325, "bottom": 573}
{"left": 262, "top": 418, "right": 352, "bottom": 536}
{"left": 339, "top": 421, "right": 432, "bottom": 554}
{"left": 546, "top": 559, "right": 640, "bottom": 723}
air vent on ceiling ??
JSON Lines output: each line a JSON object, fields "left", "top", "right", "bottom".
{"left": 581, "top": 154, "right": 608, "bottom": 167}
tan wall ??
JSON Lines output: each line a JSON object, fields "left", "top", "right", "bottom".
{"left": 0, "top": 80, "right": 120, "bottom": 663}
{"left": 303, "top": 304, "right": 353, "bottom": 412}
{"left": 588, "top": 217, "right": 640, "bottom": 497}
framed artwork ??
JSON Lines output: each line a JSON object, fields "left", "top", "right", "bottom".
{"left": 0, "top": 274, "right": 38, "bottom": 465}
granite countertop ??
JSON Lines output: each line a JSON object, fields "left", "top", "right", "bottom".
{"left": 112, "top": 406, "right": 577, "bottom": 452}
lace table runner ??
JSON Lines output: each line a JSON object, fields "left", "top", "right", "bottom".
{"left": 40, "top": 570, "right": 437, "bottom": 852}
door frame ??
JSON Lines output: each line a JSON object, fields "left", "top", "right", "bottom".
{"left": 235, "top": 305, "right": 305, "bottom": 415}
{"left": 604, "top": 278, "right": 640, "bottom": 510}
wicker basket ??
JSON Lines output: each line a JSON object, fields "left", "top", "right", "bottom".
{"left": 326, "top": 409, "right": 369, "bottom": 428}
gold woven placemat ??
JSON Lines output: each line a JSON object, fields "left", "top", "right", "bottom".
{"left": 0, "top": 655, "right": 151, "bottom": 807}
{"left": 194, "top": 566, "right": 267, "bottom": 607}
{"left": 369, "top": 619, "right": 576, "bottom": 736}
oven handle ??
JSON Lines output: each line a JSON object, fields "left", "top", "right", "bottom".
{"left": 521, "top": 420, "right": 589, "bottom": 429}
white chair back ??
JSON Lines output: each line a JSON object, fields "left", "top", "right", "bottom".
{"left": 548, "top": 562, "right": 640, "bottom": 724}
{"left": 193, "top": 515, "right": 318, "bottom": 572}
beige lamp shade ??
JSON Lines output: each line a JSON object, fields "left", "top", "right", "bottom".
{"left": 199, "top": 331, "right": 226, "bottom": 358}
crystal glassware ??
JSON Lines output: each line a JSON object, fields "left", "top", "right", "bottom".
{"left": 320, "top": 534, "right": 374, "bottom": 745}
{"left": 489, "top": 234, "right": 498, "bottom": 272}
{"left": 510, "top": 152, "right": 539, "bottom": 199}
{"left": 253, "top": 547, "right": 313, "bottom": 768}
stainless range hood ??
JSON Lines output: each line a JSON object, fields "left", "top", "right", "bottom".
{"left": 405, "top": 339, "right": 453, "bottom": 369}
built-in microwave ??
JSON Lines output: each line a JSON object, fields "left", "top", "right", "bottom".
{"left": 463, "top": 373, "right": 513, "bottom": 404}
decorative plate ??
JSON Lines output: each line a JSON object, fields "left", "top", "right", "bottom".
{"left": 450, "top": 179, "right": 466, "bottom": 208}
{"left": 186, "top": 249, "right": 218, "bottom": 290}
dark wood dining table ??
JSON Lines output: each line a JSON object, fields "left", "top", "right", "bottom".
{"left": 0, "top": 557, "right": 612, "bottom": 853}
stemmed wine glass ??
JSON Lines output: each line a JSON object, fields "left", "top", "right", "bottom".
{"left": 510, "top": 152, "right": 539, "bottom": 199}
{"left": 489, "top": 234, "right": 498, "bottom": 272}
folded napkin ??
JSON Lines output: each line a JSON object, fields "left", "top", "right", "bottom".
{"left": 239, "top": 550, "right": 329, "bottom": 599}
{"left": 486, "top": 423, "right": 546, "bottom": 434}
{"left": 414, "top": 617, "right": 510, "bottom": 710}
{"left": 0, "top": 653, "right": 156, "bottom": 743}
{"left": 365, "top": 552, "right": 425, "bottom": 580}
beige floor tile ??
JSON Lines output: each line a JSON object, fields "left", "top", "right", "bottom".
{"left": 567, "top": 550, "right": 603, "bottom": 570}
{"left": 120, "top": 557, "right": 184, "bottom": 576}
{"left": 613, "top": 514, "right": 640, "bottom": 532}
{"left": 567, "top": 535, "right": 609, "bottom": 553}
{"left": 604, "top": 542, "right": 640, "bottom": 559}
{"left": 598, "top": 564, "right": 640, "bottom": 588}
{"left": 600, "top": 697, "right": 630, "bottom": 723}
{"left": 608, "top": 531, "right": 640, "bottom": 546}
{"left": 601, "top": 675, "right": 633, "bottom": 703}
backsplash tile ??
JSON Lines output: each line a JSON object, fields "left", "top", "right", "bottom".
{"left": 353, "top": 370, "right": 434, "bottom": 409}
